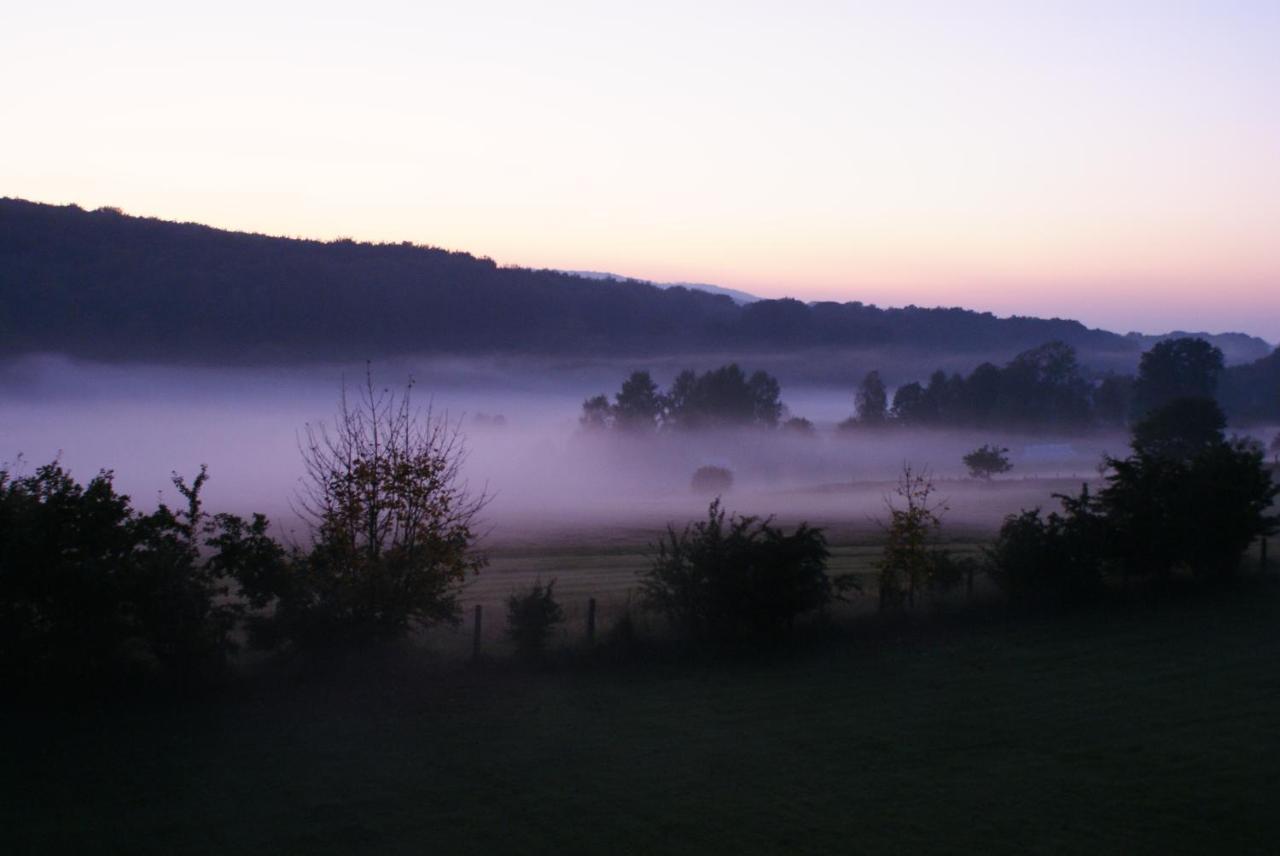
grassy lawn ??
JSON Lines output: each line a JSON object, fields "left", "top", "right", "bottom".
{"left": 4, "top": 582, "right": 1279, "bottom": 855}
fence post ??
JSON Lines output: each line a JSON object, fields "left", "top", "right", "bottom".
{"left": 472, "top": 604, "right": 483, "bottom": 662}
{"left": 586, "top": 597, "right": 597, "bottom": 645}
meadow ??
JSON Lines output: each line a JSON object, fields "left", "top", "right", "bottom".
{"left": 5, "top": 564, "right": 1277, "bottom": 855}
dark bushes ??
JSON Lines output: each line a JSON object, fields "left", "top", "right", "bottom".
{"left": 0, "top": 462, "right": 269, "bottom": 689}
{"left": 640, "top": 499, "right": 846, "bottom": 641}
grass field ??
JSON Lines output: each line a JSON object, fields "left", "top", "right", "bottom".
{"left": 5, "top": 577, "right": 1279, "bottom": 855}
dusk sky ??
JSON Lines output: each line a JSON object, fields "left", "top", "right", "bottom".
{"left": 5, "top": 1, "right": 1278, "bottom": 339}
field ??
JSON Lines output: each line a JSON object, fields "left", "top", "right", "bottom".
{"left": 5, "top": 573, "right": 1279, "bottom": 855}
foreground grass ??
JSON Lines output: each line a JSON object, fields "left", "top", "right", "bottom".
{"left": 5, "top": 584, "right": 1280, "bottom": 855}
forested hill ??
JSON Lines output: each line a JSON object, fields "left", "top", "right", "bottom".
{"left": 0, "top": 197, "right": 1157, "bottom": 364}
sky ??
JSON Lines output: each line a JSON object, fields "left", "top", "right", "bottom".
{"left": 4, "top": 1, "right": 1279, "bottom": 340}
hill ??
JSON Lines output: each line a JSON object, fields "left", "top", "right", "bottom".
{"left": 2, "top": 197, "right": 1138, "bottom": 366}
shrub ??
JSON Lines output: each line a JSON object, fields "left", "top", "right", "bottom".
{"left": 691, "top": 465, "right": 734, "bottom": 495}
{"left": 640, "top": 499, "right": 845, "bottom": 641}
{"left": 506, "top": 579, "right": 564, "bottom": 657}
{"left": 0, "top": 461, "right": 277, "bottom": 689}
{"left": 985, "top": 486, "right": 1105, "bottom": 606}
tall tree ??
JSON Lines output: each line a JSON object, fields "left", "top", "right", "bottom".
{"left": 855, "top": 370, "right": 888, "bottom": 425}
{"left": 613, "top": 371, "right": 663, "bottom": 431}
{"left": 1130, "top": 337, "right": 1224, "bottom": 419}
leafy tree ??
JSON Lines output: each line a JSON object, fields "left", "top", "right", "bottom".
{"left": 1270, "top": 431, "right": 1280, "bottom": 465}
{"left": 963, "top": 444, "right": 1013, "bottom": 480}
{"left": 1099, "top": 398, "right": 1277, "bottom": 584}
{"left": 663, "top": 364, "right": 783, "bottom": 430}
{"left": 640, "top": 500, "right": 841, "bottom": 641}
{"left": 891, "top": 382, "right": 928, "bottom": 422}
{"left": 253, "top": 372, "right": 486, "bottom": 648}
{"left": 855, "top": 370, "right": 888, "bottom": 426}
{"left": 506, "top": 579, "right": 564, "bottom": 657}
{"left": 876, "top": 466, "right": 949, "bottom": 610}
{"left": 1130, "top": 396, "right": 1226, "bottom": 461}
{"left": 1130, "top": 337, "right": 1224, "bottom": 419}
{"left": 1093, "top": 374, "right": 1133, "bottom": 428}
{"left": 579, "top": 394, "right": 613, "bottom": 430}
{"left": 613, "top": 371, "right": 664, "bottom": 432}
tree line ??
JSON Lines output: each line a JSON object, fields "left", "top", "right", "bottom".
{"left": 844, "top": 337, "right": 1233, "bottom": 431}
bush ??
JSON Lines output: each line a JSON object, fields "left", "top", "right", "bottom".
{"left": 985, "top": 487, "right": 1105, "bottom": 606}
{"left": 640, "top": 499, "right": 845, "bottom": 641}
{"left": 0, "top": 461, "right": 277, "bottom": 689}
{"left": 691, "top": 465, "right": 734, "bottom": 495}
{"left": 506, "top": 579, "right": 564, "bottom": 657}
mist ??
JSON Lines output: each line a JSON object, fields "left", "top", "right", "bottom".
{"left": 0, "top": 354, "right": 1139, "bottom": 551}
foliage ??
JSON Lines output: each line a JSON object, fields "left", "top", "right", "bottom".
{"left": 985, "top": 486, "right": 1106, "bottom": 606}
{"left": 888, "top": 342, "right": 1095, "bottom": 430}
{"left": 639, "top": 499, "right": 841, "bottom": 641}
{"left": 989, "top": 396, "right": 1279, "bottom": 597}
{"left": 962, "top": 444, "right": 1012, "bottom": 479}
{"left": 691, "top": 465, "right": 734, "bottom": 495}
{"left": 875, "top": 466, "right": 952, "bottom": 610}
{"left": 506, "top": 579, "right": 564, "bottom": 657}
{"left": 613, "top": 371, "right": 664, "bottom": 431}
{"left": 1129, "top": 396, "right": 1227, "bottom": 461}
{"left": 1099, "top": 432, "right": 1277, "bottom": 583}
{"left": 666, "top": 364, "right": 783, "bottom": 429}
{"left": 855, "top": 370, "right": 888, "bottom": 426}
{"left": 0, "top": 460, "right": 274, "bottom": 688}
{"left": 1130, "top": 337, "right": 1224, "bottom": 419}
{"left": 582, "top": 364, "right": 784, "bottom": 431}
{"left": 248, "top": 372, "right": 486, "bottom": 649}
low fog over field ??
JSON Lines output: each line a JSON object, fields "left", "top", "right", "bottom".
{"left": 1, "top": 354, "right": 1136, "bottom": 547}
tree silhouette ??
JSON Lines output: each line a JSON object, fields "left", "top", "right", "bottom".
{"left": 855, "top": 370, "right": 888, "bottom": 426}
{"left": 1130, "top": 337, "right": 1224, "bottom": 419}
{"left": 261, "top": 370, "right": 487, "bottom": 647}
{"left": 963, "top": 444, "right": 1012, "bottom": 479}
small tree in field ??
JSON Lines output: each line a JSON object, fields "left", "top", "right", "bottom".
{"left": 877, "top": 465, "right": 949, "bottom": 610}
{"left": 250, "top": 370, "right": 486, "bottom": 648}
{"left": 963, "top": 444, "right": 1012, "bottom": 480}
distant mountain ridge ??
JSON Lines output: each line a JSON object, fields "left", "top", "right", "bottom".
{"left": 0, "top": 198, "right": 1272, "bottom": 381}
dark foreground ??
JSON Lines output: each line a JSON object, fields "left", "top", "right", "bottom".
{"left": 4, "top": 584, "right": 1279, "bottom": 855}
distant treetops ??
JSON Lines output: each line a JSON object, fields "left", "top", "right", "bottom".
{"left": 842, "top": 336, "right": 1241, "bottom": 433}
{"left": 584, "top": 337, "right": 1253, "bottom": 436}
{"left": 582, "top": 364, "right": 783, "bottom": 431}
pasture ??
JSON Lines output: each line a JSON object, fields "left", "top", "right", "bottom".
{"left": 5, "top": 574, "right": 1278, "bottom": 855}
